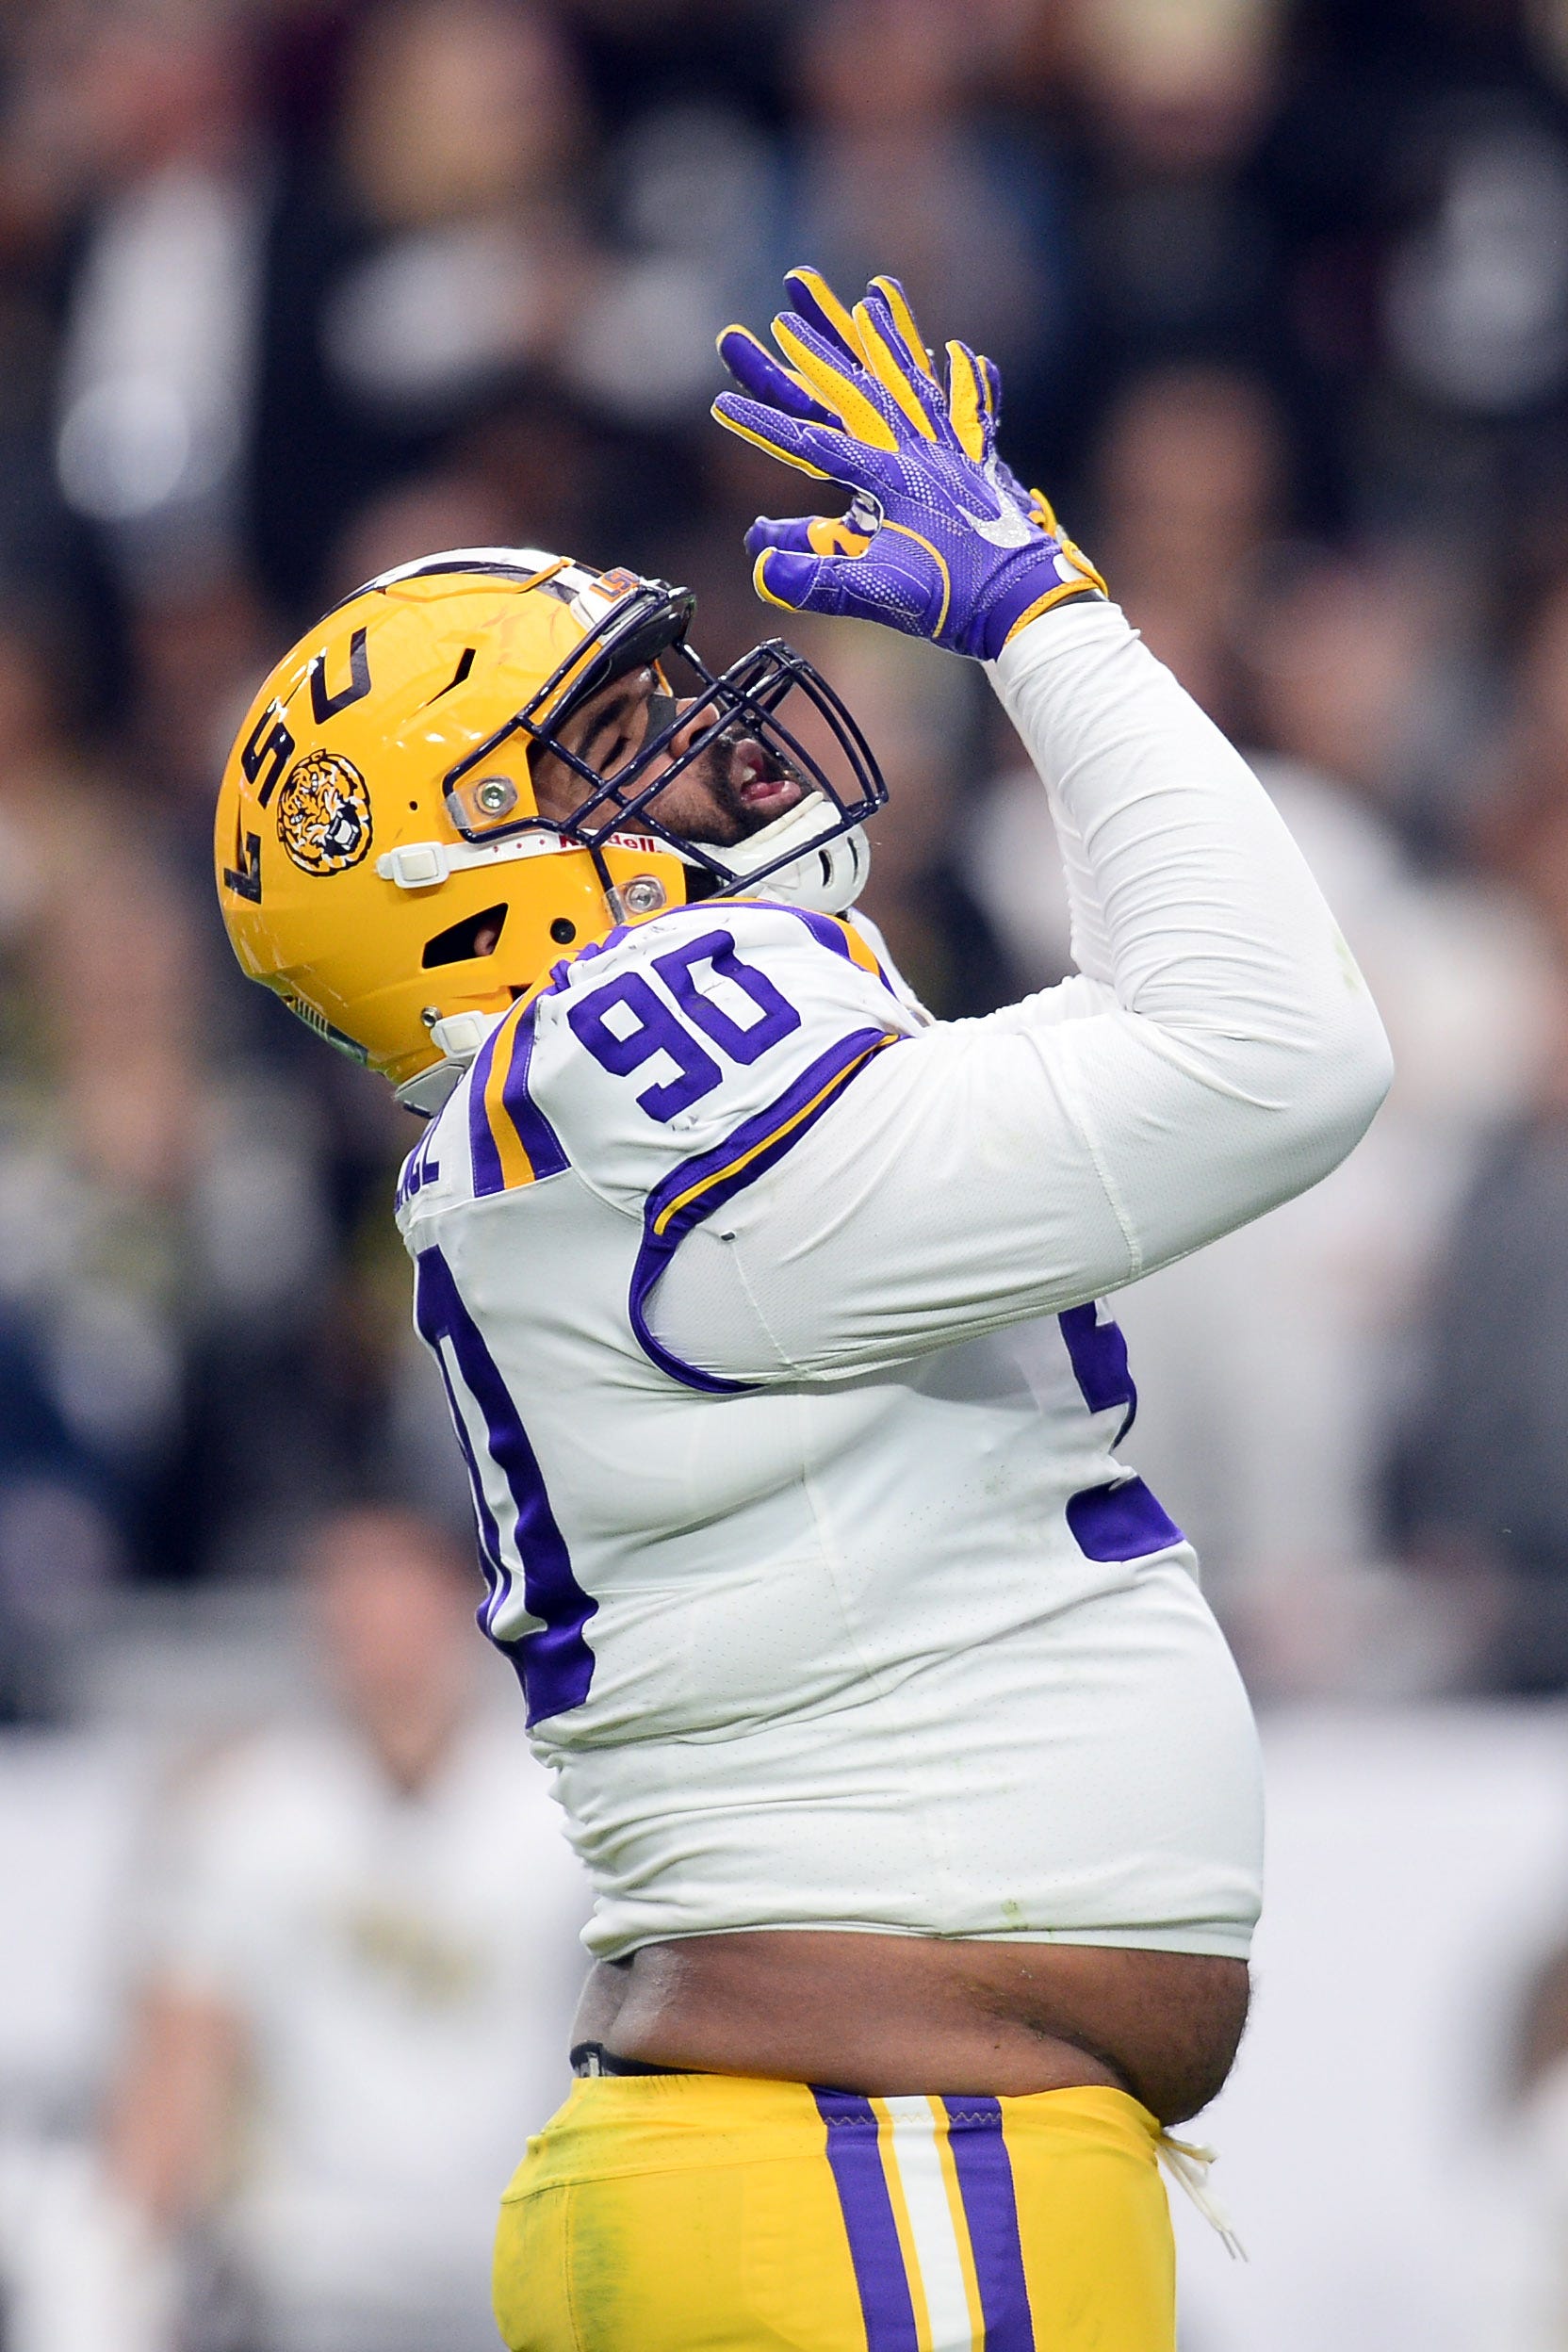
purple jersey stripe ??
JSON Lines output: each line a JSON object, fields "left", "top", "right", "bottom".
{"left": 422, "top": 1344, "right": 528, "bottom": 1703}
{"left": 499, "top": 997, "right": 569, "bottom": 1179}
{"left": 1057, "top": 1301, "right": 1137, "bottom": 1443}
{"left": 764, "top": 901, "right": 900, "bottom": 997}
{"left": 812, "top": 2091, "right": 920, "bottom": 2352}
{"left": 415, "top": 1246, "right": 596, "bottom": 1723}
{"left": 629, "top": 1024, "right": 898, "bottom": 1392}
{"left": 417, "top": 1271, "right": 536, "bottom": 1703}
{"left": 583, "top": 894, "right": 901, "bottom": 997}
{"left": 1066, "top": 1476, "right": 1184, "bottom": 1562}
{"left": 636, "top": 895, "right": 901, "bottom": 997}
{"left": 940, "top": 2097, "right": 1037, "bottom": 2350}
{"left": 467, "top": 1020, "right": 506, "bottom": 1198}
{"left": 776, "top": 903, "right": 855, "bottom": 960}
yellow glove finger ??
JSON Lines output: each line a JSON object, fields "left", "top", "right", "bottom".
{"left": 854, "top": 299, "right": 939, "bottom": 441}
{"left": 782, "top": 266, "right": 870, "bottom": 364}
{"left": 772, "top": 316, "right": 901, "bottom": 452}
{"left": 869, "top": 275, "right": 938, "bottom": 383}
{"left": 945, "top": 340, "right": 989, "bottom": 463}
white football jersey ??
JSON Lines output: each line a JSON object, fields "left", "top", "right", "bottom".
{"left": 396, "top": 601, "right": 1395, "bottom": 1965}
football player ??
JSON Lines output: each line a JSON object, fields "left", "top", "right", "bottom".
{"left": 216, "top": 270, "right": 1392, "bottom": 2351}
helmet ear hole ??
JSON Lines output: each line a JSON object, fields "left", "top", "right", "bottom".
{"left": 422, "top": 903, "right": 508, "bottom": 968}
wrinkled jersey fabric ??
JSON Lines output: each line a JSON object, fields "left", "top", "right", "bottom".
{"left": 396, "top": 600, "right": 1392, "bottom": 1964}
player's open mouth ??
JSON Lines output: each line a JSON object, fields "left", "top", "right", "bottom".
{"left": 728, "top": 734, "right": 805, "bottom": 817}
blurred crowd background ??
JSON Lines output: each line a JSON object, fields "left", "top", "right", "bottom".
{"left": 7, "top": 0, "right": 1568, "bottom": 2345}
{"left": 6, "top": 0, "right": 1568, "bottom": 1705}
{"left": 5, "top": 0, "right": 1568, "bottom": 1690}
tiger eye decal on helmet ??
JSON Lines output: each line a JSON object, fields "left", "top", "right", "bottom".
{"left": 276, "top": 751, "right": 373, "bottom": 875}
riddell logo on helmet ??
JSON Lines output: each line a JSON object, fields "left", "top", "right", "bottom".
{"left": 276, "top": 751, "right": 374, "bottom": 876}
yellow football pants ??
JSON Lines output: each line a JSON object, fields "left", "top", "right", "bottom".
{"left": 493, "top": 2070, "right": 1175, "bottom": 2351}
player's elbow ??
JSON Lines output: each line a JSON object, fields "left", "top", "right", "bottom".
{"left": 1276, "top": 994, "right": 1394, "bottom": 1186}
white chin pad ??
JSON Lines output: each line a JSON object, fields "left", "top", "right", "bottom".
{"left": 695, "top": 793, "right": 870, "bottom": 915}
{"left": 393, "top": 1011, "right": 493, "bottom": 1118}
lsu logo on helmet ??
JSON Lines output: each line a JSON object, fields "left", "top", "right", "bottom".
{"left": 275, "top": 750, "right": 373, "bottom": 875}
{"left": 213, "top": 547, "right": 701, "bottom": 1105}
{"left": 214, "top": 544, "right": 885, "bottom": 1111}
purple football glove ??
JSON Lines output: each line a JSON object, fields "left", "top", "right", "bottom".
{"left": 712, "top": 269, "right": 1104, "bottom": 661}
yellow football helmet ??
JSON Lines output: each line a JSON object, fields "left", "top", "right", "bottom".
{"left": 215, "top": 547, "right": 885, "bottom": 1111}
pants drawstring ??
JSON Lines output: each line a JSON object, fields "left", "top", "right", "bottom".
{"left": 1157, "top": 2132, "right": 1247, "bottom": 2261}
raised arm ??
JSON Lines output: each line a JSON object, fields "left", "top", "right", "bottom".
{"left": 651, "top": 595, "right": 1391, "bottom": 1380}
{"left": 646, "top": 272, "right": 1392, "bottom": 1382}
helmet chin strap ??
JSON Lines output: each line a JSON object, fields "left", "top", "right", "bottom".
{"left": 686, "top": 792, "right": 871, "bottom": 916}
{"left": 394, "top": 1009, "right": 495, "bottom": 1116}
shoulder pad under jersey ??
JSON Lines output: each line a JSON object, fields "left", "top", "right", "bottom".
{"left": 432, "top": 899, "right": 923, "bottom": 1220}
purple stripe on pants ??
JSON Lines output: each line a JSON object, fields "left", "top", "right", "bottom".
{"left": 940, "top": 2097, "right": 1036, "bottom": 2350}
{"left": 812, "top": 2091, "right": 920, "bottom": 2352}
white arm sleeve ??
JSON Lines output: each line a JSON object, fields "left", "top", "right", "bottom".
{"left": 652, "top": 599, "right": 1394, "bottom": 1383}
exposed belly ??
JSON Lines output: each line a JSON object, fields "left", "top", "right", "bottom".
{"left": 573, "top": 1929, "right": 1249, "bottom": 2127}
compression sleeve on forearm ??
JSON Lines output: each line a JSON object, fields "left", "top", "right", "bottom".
{"left": 650, "top": 600, "right": 1394, "bottom": 1383}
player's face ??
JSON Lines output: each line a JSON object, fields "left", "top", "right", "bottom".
{"left": 531, "top": 667, "right": 807, "bottom": 846}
